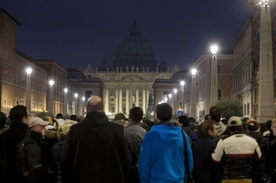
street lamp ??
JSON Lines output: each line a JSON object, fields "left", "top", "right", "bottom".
{"left": 48, "top": 79, "right": 55, "bottom": 115}
{"left": 74, "top": 93, "right": 78, "bottom": 115}
{"left": 190, "top": 68, "right": 197, "bottom": 118}
{"left": 210, "top": 44, "right": 218, "bottom": 107}
{"left": 180, "top": 80, "right": 185, "bottom": 111}
{"left": 168, "top": 93, "right": 172, "bottom": 105}
{"left": 25, "top": 67, "right": 32, "bottom": 113}
{"left": 64, "top": 88, "right": 68, "bottom": 115}
{"left": 173, "top": 88, "right": 178, "bottom": 115}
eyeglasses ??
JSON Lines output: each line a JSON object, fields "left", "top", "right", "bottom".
{"left": 271, "top": 126, "right": 276, "bottom": 129}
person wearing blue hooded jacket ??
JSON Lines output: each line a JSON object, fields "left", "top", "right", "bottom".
{"left": 138, "top": 103, "right": 193, "bottom": 183}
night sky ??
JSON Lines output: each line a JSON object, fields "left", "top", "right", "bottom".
{"left": 1, "top": 0, "right": 252, "bottom": 70}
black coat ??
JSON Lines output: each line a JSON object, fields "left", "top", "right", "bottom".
{"left": 192, "top": 134, "right": 221, "bottom": 183}
{"left": 265, "top": 139, "right": 276, "bottom": 176}
{"left": 0, "top": 122, "right": 48, "bottom": 183}
{"left": 60, "top": 111, "right": 131, "bottom": 183}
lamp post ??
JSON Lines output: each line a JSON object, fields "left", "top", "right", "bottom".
{"left": 190, "top": 68, "right": 197, "bottom": 119}
{"left": 26, "top": 67, "right": 32, "bottom": 113}
{"left": 64, "top": 88, "right": 68, "bottom": 115}
{"left": 82, "top": 96, "right": 85, "bottom": 116}
{"left": 48, "top": 79, "right": 55, "bottom": 115}
{"left": 256, "top": 0, "right": 274, "bottom": 122}
{"left": 74, "top": 93, "right": 78, "bottom": 115}
{"left": 168, "top": 93, "right": 172, "bottom": 105}
{"left": 210, "top": 44, "right": 218, "bottom": 108}
{"left": 173, "top": 88, "right": 178, "bottom": 115}
{"left": 180, "top": 80, "right": 185, "bottom": 111}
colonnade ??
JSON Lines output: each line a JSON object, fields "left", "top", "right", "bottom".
{"left": 104, "top": 88, "right": 151, "bottom": 114}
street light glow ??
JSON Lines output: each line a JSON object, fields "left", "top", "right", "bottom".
{"left": 74, "top": 93, "right": 78, "bottom": 98}
{"left": 180, "top": 80, "right": 185, "bottom": 87}
{"left": 210, "top": 44, "right": 218, "bottom": 55}
{"left": 173, "top": 89, "right": 177, "bottom": 94}
{"left": 49, "top": 80, "right": 54, "bottom": 86}
{"left": 258, "top": 0, "right": 269, "bottom": 6}
{"left": 191, "top": 68, "right": 197, "bottom": 76}
{"left": 82, "top": 96, "right": 85, "bottom": 101}
{"left": 26, "top": 67, "right": 32, "bottom": 75}
{"left": 64, "top": 88, "right": 68, "bottom": 93}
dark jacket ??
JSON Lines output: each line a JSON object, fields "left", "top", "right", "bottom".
{"left": 60, "top": 111, "right": 131, "bottom": 183}
{"left": 124, "top": 121, "right": 146, "bottom": 183}
{"left": 265, "top": 138, "right": 276, "bottom": 177}
{"left": 0, "top": 122, "right": 48, "bottom": 183}
{"left": 192, "top": 134, "right": 221, "bottom": 183}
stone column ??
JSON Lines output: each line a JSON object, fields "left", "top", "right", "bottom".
{"left": 258, "top": 1, "right": 274, "bottom": 122}
{"left": 119, "top": 89, "right": 122, "bottom": 113}
{"left": 136, "top": 90, "right": 139, "bottom": 107}
{"left": 142, "top": 89, "right": 146, "bottom": 113}
{"left": 126, "top": 90, "right": 129, "bottom": 113}
{"left": 115, "top": 89, "right": 119, "bottom": 113}
{"left": 105, "top": 89, "right": 109, "bottom": 112}
{"left": 210, "top": 54, "right": 218, "bottom": 108}
{"left": 129, "top": 89, "right": 133, "bottom": 109}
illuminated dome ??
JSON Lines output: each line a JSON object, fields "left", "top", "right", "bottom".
{"left": 114, "top": 19, "right": 157, "bottom": 71}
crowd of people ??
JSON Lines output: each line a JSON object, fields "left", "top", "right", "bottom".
{"left": 0, "top": 96, "right": 276, "bottom": 183}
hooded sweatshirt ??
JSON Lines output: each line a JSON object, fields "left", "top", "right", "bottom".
{"left": 138, "top": 121, "right": 193, "bottom": 183}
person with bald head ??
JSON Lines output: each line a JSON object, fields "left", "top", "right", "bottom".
{"left": 61, "top": 96, "right": 131, "bottom": 183}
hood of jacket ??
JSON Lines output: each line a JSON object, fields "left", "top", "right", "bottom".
{"left": 151, "top": 122, "right": 182, "bottom": 144}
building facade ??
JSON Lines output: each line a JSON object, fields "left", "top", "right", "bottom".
{"left": 186, "top": 53, "right": 233, "bottom": 121}
{"left": 232, "top": 0, "right": 276, "bottom": 122}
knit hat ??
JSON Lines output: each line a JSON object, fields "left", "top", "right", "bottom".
{"left": 227, "top": 116, "right": 242, "bottom": 127}
{"left": 246, "top": 119, "right": 260, "bottom": 132}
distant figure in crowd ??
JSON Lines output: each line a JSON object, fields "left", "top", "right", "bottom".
{"left": 139, "top": 103, "right": 193, "bottom": 183}
{"left": 55, "top": 113, "right": 65, "bottom": 125}
{"left": 0, "top": 106, "right": 48, "bottom": 183}
{"left": 51, "top": 121, "right": 77, "bottom": 183}
{"left": 265, "top": 118, "right": 276, "bottom": 183}
{"left": 29, "top": 117, "right": 49, "bottom": 135}
{"left": 0, "top": 111, "right": 8, "bottom": 134}
{"left": 193, "top": 119, "right": 221, "bottom": 183}
{"left": 142, "top": 116, "right": 153, "bottom": 131}
{"left": 178, "top": 115, "right": 194, "bottom": 136}
{"left": 114, "top": 112, "right": 128, "bottom": 127}
{"left": 212, "top": 116, "right": 261, "bottom": 183}
{"left": 69, "top": 115, "right": 78, "bottom": 122}
{"left": 30, "top": 117, "right": 58, "bottom": 183}
{"left": 209, "top": 106, "right": 227, "bottom": 138}
{"left": 124, "top": 107, "right": 146, "bottom": 183}
{"left": 245, "top": 118, "right": 268, "bottom": 183}
{"left": 41, "top": 116, "right": 59, "bottom": 183}
{"left": 61, "top": 96, "right": 131, "bottom": 183}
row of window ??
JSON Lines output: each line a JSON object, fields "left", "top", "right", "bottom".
{"left": 2, "top": 97, "right": 46, "bottom": 110}
{"left": 3, "top": 71, "right": 46, "bottom": 93}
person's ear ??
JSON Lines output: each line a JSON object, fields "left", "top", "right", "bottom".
{"left": 22, "top": 116, "right": 28, "bottom": 124}
{"left": 208, "top": 129, "right": 212, "bottom": 136}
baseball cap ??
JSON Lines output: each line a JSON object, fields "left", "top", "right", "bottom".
{"left": 227, "top": 116, "right": 242, "bottom": 127}
{"left": 29, "top": 117, "right": 49, "bottom": 128}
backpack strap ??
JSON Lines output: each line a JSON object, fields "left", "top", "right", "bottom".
{"left": 182, "top": 131, "right": 192, "bottom": 178}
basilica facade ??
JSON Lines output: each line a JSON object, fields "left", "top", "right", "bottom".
{"left": 80, "top": 20, "right": 180, "bottom": 117}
